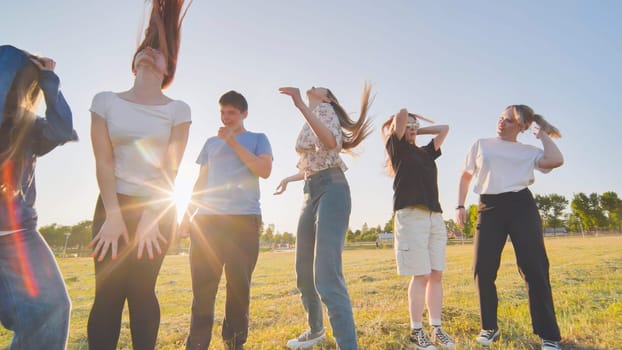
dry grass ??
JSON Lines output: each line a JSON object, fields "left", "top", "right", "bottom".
{"left": 1, "top": 235, "right": 620, "bottom": 349}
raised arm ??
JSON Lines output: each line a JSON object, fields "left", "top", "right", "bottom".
{"left": 416, "top": 124, "right": 449, "bottom": 151}
{"left": 279, "top": 87, "right": 338, "bottom": 150}
{"left": 535, "top": 130, "right": 564, "bottom": 170}
{"left": 32, "top": 58, "right": 77, "bottom": 155}
{"left": 392, "top": 108, "right": 409, "bottom": 140}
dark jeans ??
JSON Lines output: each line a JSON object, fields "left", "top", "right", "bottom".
{"left": 186, "top": 214, "right": 261, "bottom": 350}
{"left": 0, "top": 229, "right": 71, "bottom": 350}
{"left": 474, "top": 188, "right": 561, "bottom": 341}
{"left": 296, "top": 167, "right": 357, "bottom": 350}
{"left": 88, "top": 194, "right": 175, "bottom": 350}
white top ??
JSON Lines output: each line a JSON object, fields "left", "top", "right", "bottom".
{"left": 295, "top": 103, "right": 347, "bottom": 176}
{"left": 462, "top": 137, "right": 549, "bottom": 195}
{"left": 90, "top": 91, "right": 191, "bottom": 196}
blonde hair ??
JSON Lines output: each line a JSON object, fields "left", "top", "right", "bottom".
{"left": 1, "top": 61, "right": 41, "bottom": 195}
{"left": 132, "top": 0, "right": 192, "bottom": 89}
{"left": 506, "top": 104, "right": 561, "bottom": 138}
{"left": 325, "top": 82, "right": 373, "bottom": 152}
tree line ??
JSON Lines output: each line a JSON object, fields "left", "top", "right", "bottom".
{"left": 38, "top": 191, "right": 621, "bottom": 250}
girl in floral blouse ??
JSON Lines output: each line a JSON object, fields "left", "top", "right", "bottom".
{"left": 275, "top": 84, "right": 372, "bottom": 350}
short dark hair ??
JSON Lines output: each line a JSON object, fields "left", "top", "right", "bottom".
{"left": 219, "top": 90, "right": 248, "bottom": 112}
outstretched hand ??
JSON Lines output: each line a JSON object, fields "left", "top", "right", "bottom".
{"left": 278, "top": 87, "right": 304, "bottom": 108}
{"left": 274, "top": 178, "right": 289, "bottom": 195}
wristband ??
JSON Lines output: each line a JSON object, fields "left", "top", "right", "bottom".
{"left": 456, "top": 205, "right": 465, "bottom": 210}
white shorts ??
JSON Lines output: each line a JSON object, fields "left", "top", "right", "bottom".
{"left": 394, "top": 206, "right": 447, "bottom": 276}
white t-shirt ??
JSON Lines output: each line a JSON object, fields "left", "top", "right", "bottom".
{"left": 462, "top": 137, "right": 549, "bottom": 195}
{"left": 90, "top": 91, "right": 191, "bottom": 196}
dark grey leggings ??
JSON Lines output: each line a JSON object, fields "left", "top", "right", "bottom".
{"left": 473, "top": 188, "right": 561, "bottom": 341}
{"left": 87, "top": 194, "right": 174, "bottom": 350}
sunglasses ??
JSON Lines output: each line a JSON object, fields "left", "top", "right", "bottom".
{"left": 405, "top": 121, "right": 420, "bottom": 130}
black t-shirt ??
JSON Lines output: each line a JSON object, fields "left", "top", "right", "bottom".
{"left": 386, "top": 134, "right": 442, "bottom": 213}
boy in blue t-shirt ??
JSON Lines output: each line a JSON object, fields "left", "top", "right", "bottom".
{"left": 180, "top": 90, "right": 273, "bottom": 350}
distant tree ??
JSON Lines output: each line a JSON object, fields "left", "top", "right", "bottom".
{"left": 39, "top": 223, "right": 72, "bottom": 247}
{"left": 462, "top": 204, "right": 478, "bottom": 238}
{"left": 70, "top": 220, "right": 93, "bottom": 249}
{"left": 535, "top": 193, "right": 568, "bottom": 229}
{"left": 282, "top": 232, "right": 295, "bottom": 245}
{"left": 571, "top": 192, "right": 608, "bottom": 231}
{"left": 261, "top": 223, "right": 274, "bottom": 244}
{"left": 346, "top": 228, "right": 355, "bottom": 243}
{"left": 361, "top": 223, "right": 369, "bottom": 235}
{"left": 383, "top": 216, "right": 394, "bottom": 233}
{"left": 445, "top": 219, "right": 460, "bottom": 234}
{"left": 273, "top": 233, "right": 283, "bottom": 245}
{"left": 600, "top": 191, "right": 622, "bottom": 231}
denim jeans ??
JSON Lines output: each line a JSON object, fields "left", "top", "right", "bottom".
{"left": 295, "top": 167, "right": 357, "bottom": 350}
{"left": 0, "top": 229, "right": 71, "bottom": 349}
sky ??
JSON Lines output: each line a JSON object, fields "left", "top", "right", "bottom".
{"left": 2, "top": 1, "right": 621, "bottom": 234}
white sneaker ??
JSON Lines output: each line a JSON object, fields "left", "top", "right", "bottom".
{"left": 430, "top": 326, "right": 455, "bottom": 349}
{"left": 286, "top": 328, "right": 326, "bottom": 349}
{"left": 542, "top": 339, "right": 562, "bottom": 350}
{"left": 475, "top": 328, "right": 499, "bottom": 346}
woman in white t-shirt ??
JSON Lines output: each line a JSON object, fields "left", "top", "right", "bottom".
{"left": 456, "top": 105, "right": 564, "bottom": 350}
{"left": 87, "top": 1, "right": 192, "bottom": 349}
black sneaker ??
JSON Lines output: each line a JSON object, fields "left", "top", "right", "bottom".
{"left": 475, "top": 328, "right": 499, "bottom": 346}
{"left": 541, "top": 339, "right": 562, "bottom": 350}
{"left": 429, "top": 326, "right": 455, "bottom": 349}
{"left": 409, "top": 328, "right": 437, "bottom": 350}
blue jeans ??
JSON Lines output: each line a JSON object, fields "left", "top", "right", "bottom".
{"left": 0, "top": 229, "right": 71, "bottom": 349}
{"left": 295, "top": 167, "right": 357, "bottom": 350}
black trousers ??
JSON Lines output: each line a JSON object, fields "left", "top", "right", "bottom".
{"left": 87, "top": 194, "right": 175, "bottom": 350}
{"left": 473, "top": 188, "right": 561, "bottom": 341}
{"left": 186, "top": 215, "right": 261, "bottom": 350}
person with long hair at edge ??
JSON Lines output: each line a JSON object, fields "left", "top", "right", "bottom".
{"left": 381, "top": 109, "right": 454, "bottom": 350}
{"left": 0, "top": 45, "right": 76, "bottom": 349}
{"left": 274, "top": 84, "right": 372, "bottom": 350}
{"left": 87, "top": 1, "right": 192, "bottom": 349}
{"left": 457, "top": 105, "right": 564, "bottom": 350}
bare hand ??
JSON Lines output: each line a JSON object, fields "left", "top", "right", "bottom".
{"left": 90, "top": 213, "right": 129, "bottom": 261}
{"left": 533, "top": 125, "right": 544, "bottom": 139}
{"left": 274, "top": 178, "right": 289, "bottom": 195}
{"left": 217, "top": 126, "right": 237, "bottom": 146}
{"left": 456, "top": 207, "right": 466, "bottom": 228}
{"left": 30, "top": 57, "right": 56, "bottom": 71}
{"left": 278, "top": 87, "right": 304, "bottom": 108}
{"left": 136, "top": 208, "right": 168, "bottom": 259}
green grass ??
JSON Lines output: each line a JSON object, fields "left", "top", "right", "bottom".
{"left": 1, "top": 235, "right": 620, "bottom": 349}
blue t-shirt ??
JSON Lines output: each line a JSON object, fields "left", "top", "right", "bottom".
{"left": 196, "top": 131, "right": 272, "bottom": 215}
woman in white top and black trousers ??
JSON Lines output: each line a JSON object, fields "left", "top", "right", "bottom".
{"left": 88, "top": 1, "right": 191, "bottom": 349}
{"left": 456, "top": 105, "right": 564, "bottom": 350}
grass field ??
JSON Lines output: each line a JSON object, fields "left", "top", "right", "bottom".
{"left": 1, "top": 235, "right": 620, "bottom": 349}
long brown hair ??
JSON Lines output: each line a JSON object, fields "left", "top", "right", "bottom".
{"left": 506, "top": 104, "right": 561, "bottom": 138}
{"left": 325, "top": 82, "right": 373, "bottom": 152}
{"left": 1, "top": 61, "right": 41, "bottom": 194}
{"left": 132, "top": 0, "right": 192, "bottom": 89}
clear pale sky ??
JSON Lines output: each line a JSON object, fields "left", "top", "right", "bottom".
{"left": 2, "top": 1, "right": 620, "bottom": 234}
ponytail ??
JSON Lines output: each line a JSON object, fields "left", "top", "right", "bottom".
{"left": 533, "top": 113, "right": 561, "bottom": 138}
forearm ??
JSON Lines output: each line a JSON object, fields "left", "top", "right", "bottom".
{"left": 297, "top": 104, "right": 338, "bottom": 150}
{"left": 285, "top": 172, "right": 305, "bottom": 183}
{"left": 39, "top": 71, "right": 75, "bottom": 142}
{"left": 229, "top": 142, "right": 272, "bottom": 178}
{"left": 417, "top": 125, "right": 448, "bottom": 135}
{"left": 95, "top": 162, "right": 121, "bottom": 215}
{"left": 458, "top": 172, "right": 472, "bottom": 207}
{"left": 539, "top": 134, "right": 564, "bottom": 169}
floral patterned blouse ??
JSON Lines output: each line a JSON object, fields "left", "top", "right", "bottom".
{"left": 295, "top": 103, "right": 347, "bottom": 176}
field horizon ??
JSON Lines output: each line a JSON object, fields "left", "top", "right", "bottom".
{"left": 1, "top": 235, "right": 620, "bottom": 349}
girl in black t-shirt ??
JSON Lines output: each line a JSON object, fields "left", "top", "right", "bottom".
{"left": 382, "top": 108, "right": 453, "bottom": 350}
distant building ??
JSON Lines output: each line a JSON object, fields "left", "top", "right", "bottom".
{"left": 376, "top": 232, "right": 394, "bottom": 247}
{"left": 448, "top": 231, "right": 465, "bottom": 240}
{"left": 544, "top": 227, "right": 568, "bottom": 236}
